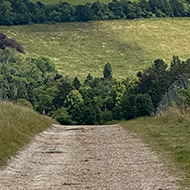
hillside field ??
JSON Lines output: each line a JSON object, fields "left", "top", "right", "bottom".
{"left": 1, "top": 18, "right": 190, "bottom": 79}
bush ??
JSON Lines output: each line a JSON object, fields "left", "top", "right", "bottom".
{"left": 180, "top": 88, "right": 190, "bottom": 106}
{"left": 135, "top": 94, "right": 154, "bottom": 117}
{"left": 52, "top": 107, "right": 72, "bottom": 125}
{"left": 112, "top": 106, "right": 123, "bottom": 120}
{"left": 121, "top": 94, "right": 136, "bottom": 120}
{"left": 100, "top": 109, "right": 113, "bottom": 124}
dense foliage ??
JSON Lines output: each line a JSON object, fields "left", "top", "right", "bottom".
{"left": 136, "top": 56, "right": 190, "bottom": 107}
{"left": 0, "top": 46, "right": 189, "bottom": 124}
{"left": 180, "top": 86, "right": 190, "bottom": 106}
{"left": 0, "top": 0, "right": 190, "bottom": 25}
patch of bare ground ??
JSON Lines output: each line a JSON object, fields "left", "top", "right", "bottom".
{"left": 0, "top": 124, "right": 179, "bottom": 189}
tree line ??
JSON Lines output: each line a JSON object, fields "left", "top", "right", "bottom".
{"left": 1, "top": 0, "right": 190, "bottom": 25}
{"left": 0, "top": 45, "right": 190, "bottom": 124}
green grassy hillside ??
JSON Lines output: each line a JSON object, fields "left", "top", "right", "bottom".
{"left": 1, "top": 18, "right": 190, "bottom": 79}
{"left": 122, "top": 108, "right": 190, "bottom": 189}
{"left": 0, "top": 102, "right": 57, "bottom": 167}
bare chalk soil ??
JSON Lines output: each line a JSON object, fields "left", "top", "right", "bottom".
{"left": 0, "top": 124, "right": 179, "bottom": 190}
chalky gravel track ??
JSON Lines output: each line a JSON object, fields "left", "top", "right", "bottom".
{"left": 0, "top": 124, "right": 178, "bottom": 189}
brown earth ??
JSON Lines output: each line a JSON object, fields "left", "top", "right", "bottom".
{"left": 0, "top": 124, "right": 179, "bottom": 189}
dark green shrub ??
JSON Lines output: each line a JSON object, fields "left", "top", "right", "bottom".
{"left": 112, "top": 106, "right": 123, "bottom": 120}
{"left": 135, "top": 94, "right": 154, "bottom": 117}
{"left": 52, "top": 107, "right": 72, "bottom": 125}
{"left": 103, "top": 63, "right": 112, "bottom": 79}
{"left": 121, "top": 94, "right": 136, "bottom": 120}
{"left": 81, "top": 98, "right": 100, "bottom": 125}
{"left": 100, "top": 109, "right": 113, "bottom": 124}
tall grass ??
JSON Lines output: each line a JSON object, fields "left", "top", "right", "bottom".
{"left": 0, "top": 102, "right": 57, "bottom": 167}
{"left": 122, "top": 107, "right": 190, "bottom": 189}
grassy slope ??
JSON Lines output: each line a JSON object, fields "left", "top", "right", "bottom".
{"left": 122, "top": 108, "right": 190, "bottom": 189}
{"left": 1, "top": 18, "right": 190, "bottom": 80}
{"left": 0, "top": 102, "right": 57, "bottom": 167}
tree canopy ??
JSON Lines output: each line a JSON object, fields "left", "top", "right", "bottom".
{"left": 0, "top": 0, "right": 190, "bottom": 25}
{"left": 0, "top": 46, "right": 189, "bottom": 124}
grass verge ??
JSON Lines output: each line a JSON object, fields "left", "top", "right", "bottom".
{"left": 0, "top": 101, "right": 57, "bottom": 168}
{"left": 121, "top": 107, "right": 190, "bottom": 189}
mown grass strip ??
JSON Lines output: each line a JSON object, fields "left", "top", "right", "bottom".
{"left": 0, "top": 102, "right": 57, "bottom": 167}
{"left": 122, "top": 107, "right": 190, "bottom": 189}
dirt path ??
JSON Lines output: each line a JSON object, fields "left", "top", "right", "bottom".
{"left": 0, "top": 124, "right": 179, "bottom": 190}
